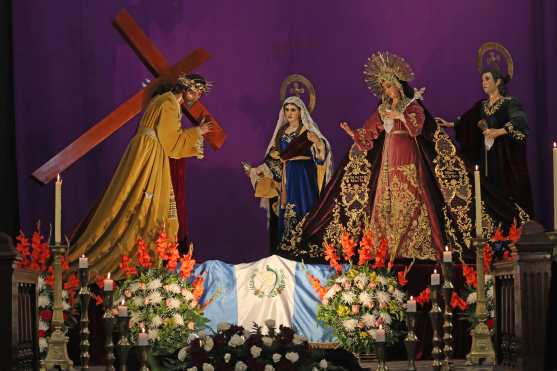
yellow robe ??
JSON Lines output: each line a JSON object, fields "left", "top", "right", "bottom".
{"left": 69, "top": 92, "right": 204, "bottom": 277}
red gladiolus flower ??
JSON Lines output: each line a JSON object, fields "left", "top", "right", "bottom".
{"left": 462, "top": 263, "right": 477, "bottom": 288}
{"left": 15, "top": 232, "right": 31, "bottom": 269}
{"left": 416, "top": 288, "right": 430, "bottom": 305}
{"left": 340, "top": 232, "right": 356, "bottom": 262}
{"left": 38, "top": 330, "right": 46, "bottom": 338}
{"left": 63, "top": 274, "right": 80, "bottom": 291}
{"left": 372, "top": 239, "right": 388, "bottom": 269}
{"left": 192, "top": 276, "right": 205, "bottom": 300}
{"left": 324, "top": 243, "right": 342, "bottom": 274}
{"left": 492, "top": 228, "right": 505, "bottom": 242}
{"left": 136, "top": 239, "right": 152, "bottom": 269}
{"left": 306, "top": 273, "right": 328, "bottom": 300}
{"left": 94, "top": 294, "right": 103, "bottom": 306}
{"left": 179, "top": 245, "right": 196, "bottom": 279}
{"left": 119, "top": 255, "right": 138, "bottom": 278}
{"left": 165, "top": 243, "right": 180, "bottom": 271}
{"left": 397, "top": 268, "right": 409, "bottom": 287}
{"left": 450, "top": 292, "right": 468, "bottom": 311}
{"left": 508, "top": 222, "right": 520, "bottom": 243}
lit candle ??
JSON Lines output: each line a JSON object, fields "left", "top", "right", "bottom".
{"left": 79, "top": 254, "right": 88, "bottom": 269}
{"left": 118, "top": 299, "right": 128, "bottom": 317}
{"left": 431, "top": 269, "right": 440, "bottom": 286}
{"left": 443, "top": 246, "right": 452, "bottom": 263}
{"left": 104, "top": 272, "right": 113, "bottom": 291}
{"left": 553, "top": 142, "right": 557, "bottom": 231}
{"left": 376, "top": 324, "right": 385, "bottom": 342}
{"left": 474, "top": 165, "right": 483, "bottom": 237}
{"left": 407, "top": 296, "right": 416, "bottom": 312}
{"left": 138, "top": 327, "right": 149, "bottom": 346}
{"left": 55, "top": 174, "right": 62, "bottom": 244}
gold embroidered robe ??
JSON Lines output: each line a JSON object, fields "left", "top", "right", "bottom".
{"left": 69, "top": 92, "right": 204, "bottom": 277}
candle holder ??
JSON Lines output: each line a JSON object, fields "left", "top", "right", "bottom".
{"left": 79, "top": 266, "right": 91, "bottom": 369}
{"left": 404, "top": 311, "right": 417, "bottom": 371}
{"left": 441, "top": 261, "right": 454, "bottom": 369}
{"left": 116, "top": 315, "right": 131, "bottom": 371}
{"left": 138, "top": 345, "right": 151, "bottom": 371}
{"left": 42, "top": 243, "right": 74, "bottom": 370}
{"left": 103, "top": 289, "right": 116, "bottom": 371}
{"left": 466, "top": 238, "right": 496, "bottom": 366}
{"left": 429, "top": 284, "right": 443, "bottom": 371}
{"left": 374, "top": 341, "right": 388, "bottom": 371}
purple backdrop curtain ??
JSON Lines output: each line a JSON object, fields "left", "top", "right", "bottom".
{"left": 11, "top": 0, "right": 557, "bottom": 264}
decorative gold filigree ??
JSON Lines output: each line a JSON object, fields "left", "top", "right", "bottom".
{"left": 432, "top": 128, "right": 473, "bottom": 249}
{"left": 503, "top": 122, "right": 526, "bottom": 141}
{"left": 482, "top": 97, "right": 509, "bottom": 116}
{"left": 364, "top": 52, "right": 415, "bottom": 97}
{"left": 370, "top": 162, "right": 436, "bottom": 261}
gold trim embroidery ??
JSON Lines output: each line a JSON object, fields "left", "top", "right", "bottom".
{"left": 482, "top": 97, "right": 509, "bottom": 116}
{"left": 407, "top": 112, "right": 418, "bottom": 127}
{"left": 503, "top": 122, "right": 526, "bottom": 141}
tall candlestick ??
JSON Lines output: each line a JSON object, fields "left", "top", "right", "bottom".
{"left": 553, "top": 142, "right": 557, "bottom": 231}
{"left": 118, "top": 299, "right": 128, "bottom": 317}
{"left": 443, "top": 246, "right": 452, "bottom": 263}
{"left": 474, "top": 165, "right": 483, "bottom": 237}
{"left": 104, "top": 272, "right": 113, "bottom": 291}
{"left": 55, "top": 174, "right": 62, "bottom": 244}
{"left": 431, "top": 269, "right": 440, "bottom": 286}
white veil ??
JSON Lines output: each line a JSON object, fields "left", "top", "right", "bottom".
{"left": 250, "top": 96, "right": 333, "bottom": 215}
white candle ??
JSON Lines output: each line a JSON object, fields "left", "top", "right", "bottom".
{"left": 118, "top": 299, "right": 128, "bottom": 317}
{"left": 407, "top": 296, "right": 416, "bottom": 312}
{"left": 79, "top": 255, "right": 88, "bottom": 269}
{"left": 376, "top": 324, "right": 385, "bottom": 342}
{"left": 431, "top": 269, "right": 440, "bottom": 286}
{"left": 138, "top": 328, "right": 149, "bottom": 346}
{"left": 55, "top": 174, "right": 62, "bottom": 244}
{"left": 553, "top": 142, "right": 557, "bottom": 231}
{"left": 104, "top": 272, "right": 113, "bottom": 291}
{"left": 443, "top": 246, "right": 452, "bottom": 263}
{"left": 474, "top": 165, "right": 483, "bottom": 237}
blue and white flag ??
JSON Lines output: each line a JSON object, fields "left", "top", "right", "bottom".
{"left": 192, "top": 255, "right": 335, "bottom": 343}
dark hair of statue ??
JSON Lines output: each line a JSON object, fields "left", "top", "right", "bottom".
{"left": 481, "top": 68, "right": 509, "bottom": 96}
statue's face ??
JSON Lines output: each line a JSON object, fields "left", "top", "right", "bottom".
{"left": 183, "top": 88, "right": 202, "bottom": 104}
{"left": 481, "top": 72, "right": 501, "bottom": 95}
{"left": 381, "top": 80, "right": 401, "bottom": 101}
{"left": 284, "top": 103, "right": 301, "bottom": 124}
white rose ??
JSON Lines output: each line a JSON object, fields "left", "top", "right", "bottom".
{"left": 217, "top": 322, "right": 231, "bottom": 332}
{"left": 224, "top": 353, "right": 231, "bottom": 363}
{"left": 250, "top": 345, "right": 262, "bottom": 358}
{"left": 234, "top": 361, "right": 248, "bottom": 371}
{"left": 319, "top": 359, "right": 328, "bottom": 369}
{"left": 39, "top": 337, "right": 48, "bottom": 352}
{"left": 203, "top": 337, "right": 214, "bottom": 352}
{"left": 285, "top": 352, "right": 299, "bottom": 363}
{"left": 265, "top": 319, "right": 276, "bottom": 328}
{"left": 272, "top": 353, "right": 282, "bottom": 363}
{"left": 202, "top": 363, "right": 214, "bottom": 371}
{"left": 228, "top": 334, "right": 245, "bottom": 347}
{"left": 186, "top": 367, "right": 197, "bottom": 371}
{"left": 264, "top": 365, "right": 275, "bottom": 371}
{"left": 178, "top": 347, "right": 188, "bottom": 361}
{"left": 262, "top": 336, "right": 273, "bottom": 347}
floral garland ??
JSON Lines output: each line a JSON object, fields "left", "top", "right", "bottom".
{"left": 182, "top": 320, "right": 350, "bottom": 371}
{"left": 308, "top": 230, "right": 409, "bottom": 354}
{"left": 14, "top": 224, "right": 79, "bottom": 357}
{"left": 110, "top": 229, "right": 208, "bottom": 368}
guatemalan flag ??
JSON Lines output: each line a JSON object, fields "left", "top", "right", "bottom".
{"left": 192, "top": 255, "right": 335, "bottom": 343}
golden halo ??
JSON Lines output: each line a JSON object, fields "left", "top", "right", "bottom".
{"left": 477, "top": 42, "right": 514, "bottom": 80}
{"left": 280, "top": 74, "right": 317, "bottom": 113}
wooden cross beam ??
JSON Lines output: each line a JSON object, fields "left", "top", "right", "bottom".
{"left": 32, "top": 9, "right": 225, "bottom": 184}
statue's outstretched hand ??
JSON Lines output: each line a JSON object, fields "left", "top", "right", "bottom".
{"left": 340, "top": 121, "right": 354, "bottom": 138}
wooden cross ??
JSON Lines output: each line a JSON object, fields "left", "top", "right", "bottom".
{"left": 32, "top": 9, "right": 226, "bottom": 184}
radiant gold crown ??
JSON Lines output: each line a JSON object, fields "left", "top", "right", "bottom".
{"left": 363, "top": 52, "right": 415, "bottom": 97}
{"left": 177, "top": 75, "right": 213, "bottom": 95}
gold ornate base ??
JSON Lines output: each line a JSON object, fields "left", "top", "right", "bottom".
{"left": 41, "top": 328, "right": 74, "bottom": 370}
{"left": 465, "top": 322, "right": 495, "bottom": 367}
